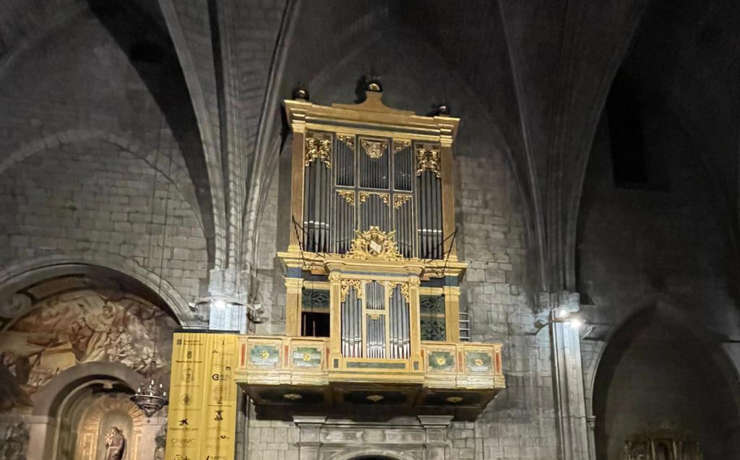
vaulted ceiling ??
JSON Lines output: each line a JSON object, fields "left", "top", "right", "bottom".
{"left": 1, "top": 0, "right": 738, "bottom": 296}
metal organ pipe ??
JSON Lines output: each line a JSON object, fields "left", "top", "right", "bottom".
{"left": 341, "top": 287, "right": 363, "bottom": 358}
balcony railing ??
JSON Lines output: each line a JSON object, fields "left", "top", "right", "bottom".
{"left": 235, "top": 335, "right": 503, "bottom": 388}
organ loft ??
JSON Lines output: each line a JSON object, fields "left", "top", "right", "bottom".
{"left": 163, "top": 82, "right": 505, "bottom": 460}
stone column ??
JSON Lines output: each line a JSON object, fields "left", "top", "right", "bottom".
{"left": 418, "top": 415, "right": 453, "bottom": 460}
{"left": 546, "top": 291, "right": 591, "bottom": 460}
{"left": 205, "top": 267, "right": 249, "bottom": 333}
{"left": 586, "top": 415, "right": 597, "bottom": 460}
{"left": 294, "top": 416, "right": 326, "bottom": 460}
{"left": 22, "top": 415, "right": 54, "bottom": 460}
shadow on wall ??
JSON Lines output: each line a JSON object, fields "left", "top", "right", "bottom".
{"left": 593, "top": 306, "right": 740, "bottom": 460}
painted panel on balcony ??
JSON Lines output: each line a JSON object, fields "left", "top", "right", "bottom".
{"left": 292, "top": 346, "right": 322, "bottom": 368}
{"left": 465, "top": 351, "right": 492, "bottom": 373}
{"left": 428, "top": 351, "right": 455, "bottom": 371}
{"left": 249, "top": 345, "right": 279, "bottom": 368}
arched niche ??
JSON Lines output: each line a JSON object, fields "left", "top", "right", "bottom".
{"left": 74, "top": 392, "right": 145, "bottom": 460}
{"left": 0, "top": 258, "right": 190, "bottom": 326}
{"left": 592, "top": 306, "right": 740, "bottom": 460}
{"left": 0, "top": 265, "right": 175, "bottom": 459}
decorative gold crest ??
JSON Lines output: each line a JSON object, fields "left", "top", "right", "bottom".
{"left": 305, "top": 132, "right": 332, "bottom": 168}
{"left": 360, "top": 139, "right": 387, "bottom": 159}
{"left": 415, "top": 143, "right": 441, "bottom": 178}
{"left": 345, "top": 226, "right": 403, "bottom": 261}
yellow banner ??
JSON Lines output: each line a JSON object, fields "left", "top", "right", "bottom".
{"left": 165, "top": 332, "right": 237, "bottom": 460}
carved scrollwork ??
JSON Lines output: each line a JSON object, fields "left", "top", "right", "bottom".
{"left": 393, "top": 139, "right": 411, "bottom": 153}
{"left": 393, "top": 194, "right": 412, "bottom": 209}
{"left": 337, "top": 190, "right": 355, "bottom": 206}
{"left": 415, "top": 143, "right": 441, "bottom": 178}
{"left": 340, "top": 279, "right": 363, "bottom": 301}
{"left": 358, "top": 191, "right": 390, "bottom": 205}
{"left": 337, "top": 134, "right": 355, "bottom": 149}
{"left": 395, "top": 282, "right": 411, "bottom": 302}
{"left": 344, "top": 226, "right": 403, "bottom": 261}
{"left": 360, "top": 139, "right": 387, "bottom": 159}
{"left": 305, "top": 132, "right": 332, "bottom": 168}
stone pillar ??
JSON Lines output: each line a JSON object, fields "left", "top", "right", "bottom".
{"left": 546, "top": 291, "right": 591, "bottom": 460}
{"left": 21, "top": 415, "right": 54, "bottom": 460}
{"left": 294, "top": 416, "right": 326, "bottom": 460}
{"left": 205, "top": 267, "right": 249, "bottom": 333}
{"left": 586, "top": 415, "right": 597, "bottom": 460}
{"left": 418, "top": 415, "right": 453, "bottom": 460}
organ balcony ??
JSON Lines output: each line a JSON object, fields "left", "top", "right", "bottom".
{"left": 242, "top": 82, "right": 505, "bottom": 421}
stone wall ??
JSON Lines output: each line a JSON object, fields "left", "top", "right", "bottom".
{"left": 451, "top": 156, "right": 558, "bottom": 460}
{"left": 579, "top": 114, "right": 740, "bottom": 458}
{"left": 0, "top": 10, "right": 208, "bottom": 305}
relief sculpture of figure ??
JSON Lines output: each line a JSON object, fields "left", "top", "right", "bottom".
{"left": 103, "top": 426, "right": 125, "bottom": 460}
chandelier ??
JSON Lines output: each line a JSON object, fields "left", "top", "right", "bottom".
{"left": 131, "top": 116, "right": 170, "bottom": 418}
{"left": 131, "top": 378, "right": 168, "bottom": 417}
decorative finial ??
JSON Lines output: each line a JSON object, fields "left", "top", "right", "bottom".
{"left": 434, "top": 103, "right": 451, "bottom": 116}
{"left": 366, "top": 77, "right": 383, "bottom": 93}
{"left": 292, "top": 84, "right": 309, "bottom": 101}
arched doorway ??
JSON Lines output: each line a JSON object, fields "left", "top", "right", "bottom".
{"left": 592, "top": 307, "right": 740, "bottom": 459}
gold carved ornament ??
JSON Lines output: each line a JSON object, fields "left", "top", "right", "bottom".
{"left": 340, "top": 279, "right": 363, "bottom": 302}
{"left": 337, "top": 134, "right": 354, "bottom": 149}
{"left": 415, "top": 143, "right": 441, "bottom": 178}
{"left": 393, "top": 194, "right": 412, "bottom": 209}
{"left": 337, "top": 190, "right": 355, "bottom": 206}
{"left": 305, "top": 132, "right": 332, "bottom": 168}
{"left": 399, "top": 283, "right": 411, "bottom": 302}
{"left": 360, "top": 139, "right": 387, "bottom": 159}
{"left": 393, "top": 139, "right": 411, "bottom": 153}
{"left": 344, "top": 226, "right": 403, "bottom": 261}
{"left": 359, "top": 191, "right": 390, "bottom": 205}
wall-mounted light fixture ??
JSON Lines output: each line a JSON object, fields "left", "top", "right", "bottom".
{"left": 532, "top": 308, "right": 584, "bottom": 335}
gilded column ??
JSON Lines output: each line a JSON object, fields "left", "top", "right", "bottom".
{"left": 285, "top": 276, "right": 303, "bottom": 337}
{"left": 407, "top": 277, "right": 422, "bottom": 370}
{"left": 439, "top": 135, "right": 457, "bottom": 260}
{"left": 289, "top": 112, "right": 306, "bottom": 252}
{"left": 328, "top": 272, "right": 342, "bottom": 369}
{"left": 443, "top": 283, "right": 460, "bottom": 343}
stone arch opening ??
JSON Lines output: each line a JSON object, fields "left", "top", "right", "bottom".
{"left": 0, "top": 264, "right": 176, "bottom": 459}
{"left": 592, "top": 306, "right": 740, "bottom": 460}
{"left": 0, "top": 259, "right": 189, "bottom": 326}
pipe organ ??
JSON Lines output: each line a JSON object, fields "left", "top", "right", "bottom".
{"left": 301, "top": 130, "right": 444, "bottom": 259}
{"left": 256, "top": 81, "right": 502, "bottom": 421}
{"left": 164, "top": 83, "right": 505, "bottom": 460}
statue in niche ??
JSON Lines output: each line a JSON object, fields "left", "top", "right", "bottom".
{"left": 0, "top": 422, "right": 29, "bottom": 460}
{"left": 103, "top": 426, "right": 126, "bottom": 460}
